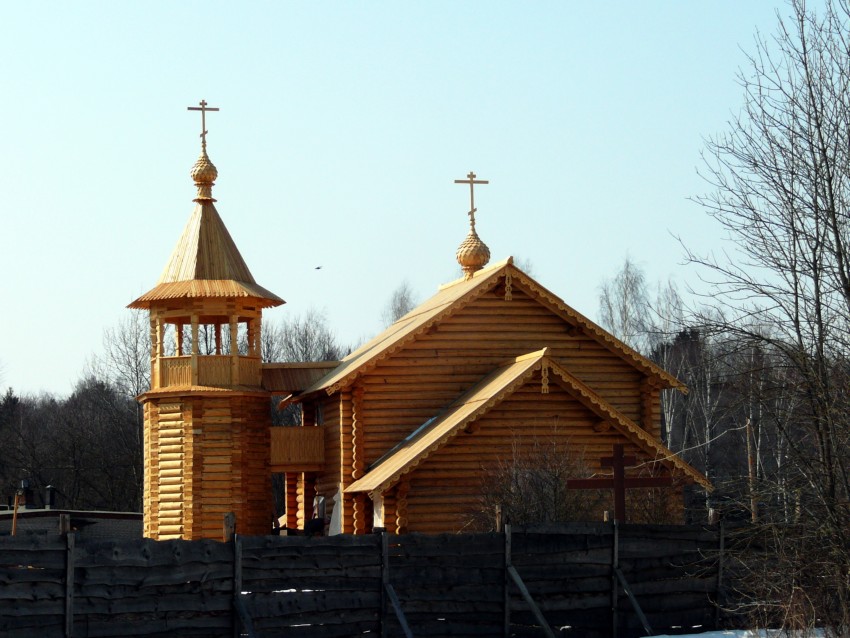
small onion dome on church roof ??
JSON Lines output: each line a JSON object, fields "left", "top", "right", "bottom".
{"left": 191, "top": 148, "right": 218, "bottom": 202}
{"left": 454, "top": 171, "right": 491, "bottom": 280}
{"left": 456, "top": 228, "right": 490, "bottom": 280}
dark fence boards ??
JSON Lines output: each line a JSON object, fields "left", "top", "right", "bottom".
{"left": 385, "top": 533, "right": 505, "bottom": 637}
{"left": 0, "top": 523, "right": 731, "bottom": 637}
{"left": 240, "top": 534, "right": 381, "bottom": 637}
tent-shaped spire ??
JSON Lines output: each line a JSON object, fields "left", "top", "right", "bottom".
{"left": 129, "top": 102, "right": 283, "bottom": 310}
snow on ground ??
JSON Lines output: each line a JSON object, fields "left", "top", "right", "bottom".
{"left": 650, "top": 631, "right": 825, "bottom": 638}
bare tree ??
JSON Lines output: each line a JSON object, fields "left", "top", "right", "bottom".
{"left": 598, "top": 257, "right": 652, "bottom": 355}
{"left": 268, "top": 308, "right": 346, "bottom": 363}
{"left": 468, "top": 433, "right": 604, "bottom": 530}
{"left": 381, "top": 280, "right": 418, "bottom": 327}
{"left": 93, "top": 310, "right": 151, "bottom": 399}
{"left": 690, "top": 0, "right": 850, "bottom": 628}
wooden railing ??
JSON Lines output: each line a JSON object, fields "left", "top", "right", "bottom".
{"left": 238, "top": 356, "right": 261, "bottom": 386}
{"left": 157, "top": 355, "right": 262, "bottom": 388}
{"left": 159, "top": 356, "right": 191, "bottom": 387}
{"left": 198, "top": 355, "right": 230, "bottom": 386}
{"left": 270, "top": 426, "right": 325, "bottom": 471}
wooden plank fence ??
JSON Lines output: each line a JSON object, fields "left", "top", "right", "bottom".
{"left": 0, "top": 522, "right": 736, "bottom": 638}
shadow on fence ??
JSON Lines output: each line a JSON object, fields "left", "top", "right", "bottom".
{"left": 0, "top": 521, "right": 740, "bottom": 638}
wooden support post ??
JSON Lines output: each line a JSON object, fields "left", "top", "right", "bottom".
{"left": 504, "top": 523, "right": 555, "bottom": 638}
{"left": 65, "top": 532, "right": 75, "bottom": 638}
{"left": 152, "top": 317, "right": 162, "bottom": 389}
{"left": 11, "top": 492, "right": 20, "bottom": 536}
{"left": 503, "top": 523, "right": 511, "bottom": 638}
{"left": 285, "top": 472, "right": 298, "bottom": 530}
{"left": 611, "top": 520, "right": 618, "bottom": 638}
{"left": 58, "top": 513, "right": 71, "bottom": 535}
{"left": 191, "top": 315, "right": 200, "bottom": 386}
{"left": 380, "top": 533, "right": 388, "bottom": 638}
{"left": 606, "top": 523, "right": 658, "bottom": 637}
{"left": 381, "top": 532, "right": 413, "bottom": 638}
{"left": 715, "top": 521, "right": 725, "bottom": 629}
{"left": 614, "top": 566, "right": 653, "bottom": 636}
{"left": 232, "top": 534, "right": 257, "bottom": 638}
{"left": 507, "top": 566, "right": 555, "bottom": 638}
{"left": 223, "top": 512, "right": 236, "bottom": 542}
{"left": 229, "top": 316, "right": 238, "bottom": 384}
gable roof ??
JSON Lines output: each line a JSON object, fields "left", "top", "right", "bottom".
{"left": 299, "top": 257, "right": 684, "bottom": 397}
{"left": 129, "top": 202, "right": 283, "bottom": 309}
{"left": 346, "top": 349, "right": 709, "bottom": 496}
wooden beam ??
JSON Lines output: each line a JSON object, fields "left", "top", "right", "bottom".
{"left": 65, "top": 533, "right": 75, "bottom": 638}
{"left": 507, "top": 566, "right": 555, "bottom": 638}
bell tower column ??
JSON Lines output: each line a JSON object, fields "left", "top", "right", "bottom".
{"left": 129, "top": 101, "right": 285, "bottom": 540}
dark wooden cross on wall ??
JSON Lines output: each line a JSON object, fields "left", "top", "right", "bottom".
{"left": 454, "top": 171, "right": 488, "bottom": 229}
{"left": 566, "top": 444, "right": 673, "bottom": 522}
{"left": 187, "top": 99, "right": 220, "bottom": 148}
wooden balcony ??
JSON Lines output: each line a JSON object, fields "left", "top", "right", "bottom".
{"left": 156, "top": 355, "right": 261, "bottom": 388}
{"left": 271, "top": 426, "right": 325, "bottom": 472}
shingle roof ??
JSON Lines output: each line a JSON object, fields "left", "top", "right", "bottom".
{"left": 129, "top": 202, "right": 283, "bottom": 309}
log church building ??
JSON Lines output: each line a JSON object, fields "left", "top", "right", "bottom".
{"left": 131, "top": 103, "right": 710, "bottom": 540}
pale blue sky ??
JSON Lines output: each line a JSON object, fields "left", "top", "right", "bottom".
{"left": 0, "top": 2, "right": 800, "bottom": 395}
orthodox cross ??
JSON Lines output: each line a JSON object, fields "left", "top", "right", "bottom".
{"left": 454, "top": 171, "right": 488, "bottom": 229}
{"left": 566, "top": 444, "right": 673, "bottom": 522}
{"left": 187, "top": 100, "right": 220, "bottom": 148}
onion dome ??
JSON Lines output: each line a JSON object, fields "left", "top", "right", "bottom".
{"left": 456, "top": 226, "right": 491, "bottom": 279}
{"left": 192, "top": 148, "right": 218, "bottom": 202}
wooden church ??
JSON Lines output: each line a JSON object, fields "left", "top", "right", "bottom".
{"left": 132, "top": 104, "right": 709, "bottom": 540}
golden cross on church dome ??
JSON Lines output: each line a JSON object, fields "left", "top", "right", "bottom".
{"left": 187, "top": 99, "right": 220, "bottom": 149}
{"left": 454, "top": 171, "right": 489, "bottom": 229}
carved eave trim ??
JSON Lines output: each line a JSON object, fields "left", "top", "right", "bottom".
{"left": 508, "top": 267, "right": 688, "bottom": 394}
{"left": 543, "top": 358, "right": 710, "bottom": 491}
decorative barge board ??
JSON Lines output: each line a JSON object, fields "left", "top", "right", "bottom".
{"left": 131, "top": 102, "right": 283, "bottom": 540}
{"left": 288, "top": 253, "right": 709, "bottom": 534}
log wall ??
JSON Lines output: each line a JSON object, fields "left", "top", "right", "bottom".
{"left": 359, "top": 285, "right": 655, "bottom": 470}
{"left": 144, "top": 393, "right": 272, "bottom": 540}
{"left": 0, "top": 523, "right": 739, "bottom": 638}
{"left": 402, "top": 381, "right": 658, "bottom": 534}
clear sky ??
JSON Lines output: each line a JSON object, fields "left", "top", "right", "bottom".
{"left": 0, "top": 2, "right": 802, "bottom": 396}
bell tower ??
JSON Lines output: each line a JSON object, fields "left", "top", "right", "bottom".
{"left": 130, "top": 101, "right": 284, "bottom": 540}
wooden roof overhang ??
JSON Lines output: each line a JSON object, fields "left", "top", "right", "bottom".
{"left": 137, "top": 385, "right": 271, "bottom": 402}
{"left": 294, "top": 258, "right": 685, "bottom": 401}
{"left": 129, "top": 280, "right": 283, "bottom": 310}
{"left": 129, "top": 201, "right": 284, "bottom": 310}
{"left": 345, "top": 348, "right": 710, "bottom": 497}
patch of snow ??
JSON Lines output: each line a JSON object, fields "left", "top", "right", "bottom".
{"left": 650, "top": 631, "right": 826, "bottom": 638}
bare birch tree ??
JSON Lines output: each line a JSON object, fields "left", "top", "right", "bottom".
{"left": 381, "top": 280, "right": 418, "bottom": 327}
{"left": 691, "top": 0, "right": 850, "bottom": 628}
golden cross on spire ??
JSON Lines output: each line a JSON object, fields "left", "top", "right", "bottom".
{"left": 187, "top": 99, "right": 220, "bottom": 149}
{"left": 454, "top": 171, "right": 489, "bottom": 229}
